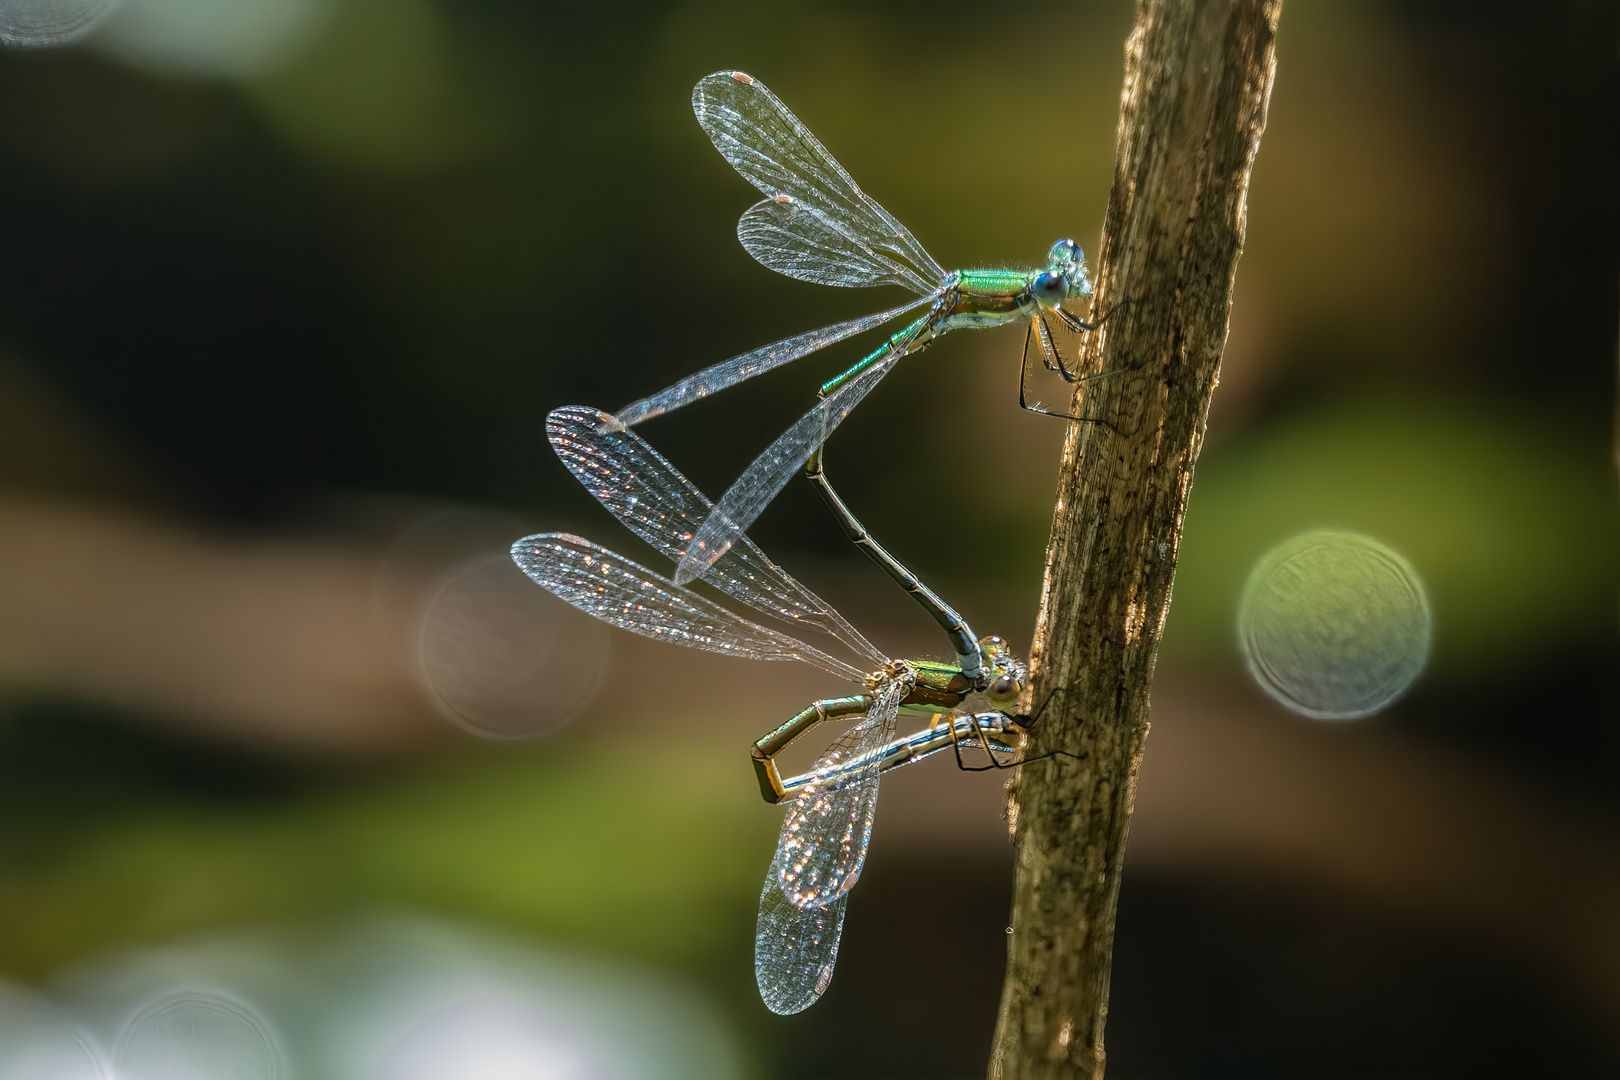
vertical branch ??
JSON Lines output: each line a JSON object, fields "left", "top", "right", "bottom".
{"left": 990, "top": 2, "right": 1281, "bottom": 1078}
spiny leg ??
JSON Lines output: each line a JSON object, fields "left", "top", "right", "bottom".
{"left": 949, "top": 714, "right": 1023, "bottom": 773}
{"left": 1019, "top": 325, "right": 1123, "bottom": 432}
{"left": 751, "top": 695, "right": 870, "bottom": 804}
{"left": 803, "top": 443, "right": 985, "bottom": 686}
{"left": 951, "top": 688, "right": 1093, "bottom": 773}
{"left": 1037, "top": 312, "right": 1076, "bottom": 380}
{"left": 1053, "top": 307, "right": 1098, "bottom": 334}
{"left": 1055, "top": 295, "right": 1132, "bottom": 335}
{"left": 1039, "top": 310, "right": 1130, "bottom": 383}
{"left": 1026, "top": 295, "right": 1135, "bottom": 395}
{"left": 1001, "top": 686, "right": 1090, "bottom": 772}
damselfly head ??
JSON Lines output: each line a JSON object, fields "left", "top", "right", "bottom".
{"left": 978, "top": 635, "right": 1027, "bottom": 707}
{"left": 1046, "top": 238, "right": 1094, "bottom": 300}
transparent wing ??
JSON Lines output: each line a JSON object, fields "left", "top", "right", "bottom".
{"left": 774, "top": 672, "right": 907, "bottom": 908}
{"left": 510, "top": 534, "right": 865, "bottom": 681}
{"left": 609, "top": 294, "right": 930, "bottom": 429}
{"left": 695, "top": 71, "right": 947, "bottom": 294}
{"left": 738, "top": 196, "right": 934, "bottom": 291}
{"left": 547, "top": 407, "right": 888, "bottom": 669}
{"left": 755, "top": 849, "right": 849, "bottom": 1015}
{"left": 674, "top": 335, "right": 911, "bottom": 586}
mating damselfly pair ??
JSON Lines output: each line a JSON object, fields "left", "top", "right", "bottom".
{"left": 516, "top": 407, "right": 1039, "bottom": 1013}
{"left": 511, "top": 70, "right": 1105, "bottom": 1012}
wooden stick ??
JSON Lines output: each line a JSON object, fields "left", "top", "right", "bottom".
{"left": 990, "top": 2, "right": 1282, "bottom": 1077}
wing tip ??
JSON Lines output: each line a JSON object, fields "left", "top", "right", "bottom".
{"left": 546, "top": 404, "right": 616, "bottom": 433}
{"left": 695, "top": 70, "right": 755, "bottom": 99}
{"left": 511, "top": 532, "right": 589, "bottom": 564}
{"left": 758, "top": 988, "right": 820, "bottom": 1016}
{"left": 509, "top": 532, "right": 546, "bottom": 563}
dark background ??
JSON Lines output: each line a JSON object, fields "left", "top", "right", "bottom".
{"left": 0, "top": 2, "right": 1616, "bottom": 1076}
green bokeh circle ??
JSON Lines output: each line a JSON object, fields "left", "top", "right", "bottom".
{"left": 1237, "top": 529, "right": 1431, "bottom": 720}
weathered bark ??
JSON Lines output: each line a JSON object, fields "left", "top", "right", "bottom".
{"left": 989, "top": 2, "right": 1281, "bottom": 1078}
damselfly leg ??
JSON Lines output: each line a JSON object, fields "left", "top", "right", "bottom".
{"left": 952, "top": 685, "right": 1092, "bottom": 774}
{"left": 1019, "top": 298, "right": 1134, "bottom": 425}
{"left": 946, "top": 715, "right": 1023, "bottom": 773}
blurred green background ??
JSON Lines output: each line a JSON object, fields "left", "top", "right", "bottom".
{"left": 0, "top": 1, "right": 1617, "bottom": 1077}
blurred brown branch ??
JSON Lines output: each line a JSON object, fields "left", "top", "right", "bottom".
{"left": 991, "top": 2, "right": 1281, "bottom": 1078}
{"left": 0, "top": 497, "right": 445, "bottom": 753}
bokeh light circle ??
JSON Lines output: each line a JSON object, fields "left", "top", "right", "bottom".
{"left": 0, "top": 986, "right": 106, "bottom": 1079}
{"left": 115, "top": 990, "right": 284, "bottom": 1080}
{"left": 1237, "top": 528, "right": 1431, "bottom": 720}
{"left": 416, "top": 552, "right": 609, "bottom": 740}
{"left": 0, "top": 0, "right": 120, "bottom": 46}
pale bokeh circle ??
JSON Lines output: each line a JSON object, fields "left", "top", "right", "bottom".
{"left": 1237, "top": 528, "right": 1431, "bottom": 720}
{"left": 416, "top": 552, "right": 609, "bottom": 740}
{"left": 0, "top": 0, "right": 120, "bottom": 46}
{"left": 0, "top": 986, "right": 106, "bottom": 1080}
{"left": 115, "top": 990, "right": 284, "bottom": 1080}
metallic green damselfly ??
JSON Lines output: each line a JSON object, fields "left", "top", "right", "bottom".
{"left": 606, "top": 71, "right": 1106, "bottom": 586}
{"left": 513, "top": 406, "right": 1035, "bottom": 1013}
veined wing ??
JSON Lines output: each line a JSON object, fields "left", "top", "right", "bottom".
{"left": 694, "top": 71, "right": 947, "bottom": 295}
{"left": 609, "top": 294, "right": 930, "bottom": 430}
{"left": 510, "top": 534, "right": 865, "bottom": 681}
{"left": 773, "top": 670, "right": 909, "bottom": 908}
{"left": 547, "top": 407, "right": 887, "bottom": 669}
{"left": 674, "top": 328, "right": 913, "bottom": 586}
{"left": 755, "top": 850, "right": 849, "bottom": 1015}
{"left": 737, "top": 196, "right": 933, "bottom": 292}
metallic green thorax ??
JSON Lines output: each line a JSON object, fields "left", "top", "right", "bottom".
{"left": 819, "top": 269, "right": 1042, "bottom": 397}
{"left": 903, "top": 658, "right": 974, "bottom": 712}
{"left": 956, "top": 267, "right": 1044, "bottom": 302}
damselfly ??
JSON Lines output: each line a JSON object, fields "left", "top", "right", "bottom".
{"left": 512, "top": 406, "right": 1033, "bottom": 1012}
{"left": 607, "top": 71, "right": 1109, "bottom": 586}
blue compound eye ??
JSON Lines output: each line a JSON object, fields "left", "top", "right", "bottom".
{"left": 1048, "top": 238, "right": 1081, "bottom": 269}
{"left": 1032, "top": 270, "right": 1067, "bottom": 306}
